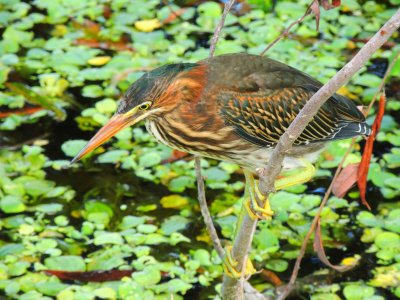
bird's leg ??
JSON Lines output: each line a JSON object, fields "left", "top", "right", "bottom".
{"left": 274, "top": 160, "right": 316, "bottom": 190}
{"left": 222, "top": 162, "right": 316, "bottom": 278}
{"left": 222, "top": 173, "right": 258, "bottom": 279}
{"left": 245, "top": 160, "right": 316, "bottom": 220}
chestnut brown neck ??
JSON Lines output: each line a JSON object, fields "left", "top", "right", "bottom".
{"left": 155, "top": 64, "right": 208, "bottom": 113}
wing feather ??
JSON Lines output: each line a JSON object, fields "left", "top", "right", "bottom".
{"left": 217, "top": 86, "right": 369, "bottom": 148}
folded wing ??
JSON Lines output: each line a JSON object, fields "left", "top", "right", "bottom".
{"left": 217, "top": 85, "right": 370, "bottom": 148}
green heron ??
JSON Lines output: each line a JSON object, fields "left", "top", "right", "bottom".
{"left": 72, "top": 53, "right": 371, "bottom": 277}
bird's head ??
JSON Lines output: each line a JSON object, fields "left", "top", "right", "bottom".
{"left": 71, "top": 62, "right": 203, "bottom": 164}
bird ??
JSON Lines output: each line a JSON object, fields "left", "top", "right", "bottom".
{"left": 71, "top": 53, "right": 371, "bottom": 277}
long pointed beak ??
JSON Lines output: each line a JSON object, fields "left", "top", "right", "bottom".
{"left": 70, "top": 113, "right": 133, "bottom": 164}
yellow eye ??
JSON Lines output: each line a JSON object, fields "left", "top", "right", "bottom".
{"left": 138, "top": 102, "right": 151, "bottom": 110}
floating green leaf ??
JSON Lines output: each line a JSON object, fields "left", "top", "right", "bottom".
{"left": 44, "top": 256, "right": 85, "bottom": 272}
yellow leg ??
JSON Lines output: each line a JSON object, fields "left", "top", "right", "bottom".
{"left": 245, "top": 160, "right": 316, "bottom": 221}
{"left": 275, "top": 160, "right": 316, "bottom": 190}
{"left": 223, "top": 245, "right": 256, "bottom": 279}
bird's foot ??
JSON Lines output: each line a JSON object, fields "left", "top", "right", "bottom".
{"left": 244, "top": 195, "right": 274, "bottom": 221}
{"left": 223, "top": 245, "right": 256, "bottom": 279}
{"left": 244, "top": 171, "right": 274, "bottom": 221}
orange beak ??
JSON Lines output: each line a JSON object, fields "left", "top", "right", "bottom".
{"left": 70, "top": 113, "right": 134, "bottom": 164}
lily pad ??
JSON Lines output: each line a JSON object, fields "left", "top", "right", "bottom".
{"left": 44, "top": 256, "right": 85, "bottom": 272}
{"left": 161, "top": 215, "right": 190, "bottom": 235}
{"left": 0, "top": 195, "right": 26, "bottom": 213}
{"left": 375, "top": 232, "right": 400, "bottom": 249}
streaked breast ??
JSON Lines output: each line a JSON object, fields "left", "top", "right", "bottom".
{"left": 145, "top": 117, "right": 253, "bottom": 161}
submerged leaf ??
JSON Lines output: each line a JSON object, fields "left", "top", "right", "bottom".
{"left": 161, "top": 215, "right": 189, "bottom": 235}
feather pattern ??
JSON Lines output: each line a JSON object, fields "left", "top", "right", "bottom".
{"left": 205, "top": 54, "right": 371, "bottom": 148}
{"left": 129, "top": 53, "right": 371, "bottom": 171}
{"left": 217, "top": 88, "right": 370, "bottom": 147}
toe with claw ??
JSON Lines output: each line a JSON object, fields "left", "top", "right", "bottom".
{"left": 223, "top": 245, "right": 256, "bottom": 279}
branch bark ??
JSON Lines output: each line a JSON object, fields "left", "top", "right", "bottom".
{"left": 260, "top": 4, "right": 312, "bottom": 56}
{"left": 209, "top": 0, "right": 237, "bottom": 57}
{"left": 195, "top": 157, "right": 225, "bottom": 259}
{"left": 278, "top": 56, "right": 396, "bottom": 295}
{"left": 258, "top": 8, "right": 400, "bottom": 197}
{"left": 222, "top": 7, "right": 400, "bottom": 300}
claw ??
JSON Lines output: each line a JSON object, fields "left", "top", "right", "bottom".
{"left": 244, "top": 197, "right": 274, "bottom": 221}
{"left": 223, "top": 245, "right": 256, "bottom": 279}
{"left": 243, "top": 161, "right": 316, "bottom": 221}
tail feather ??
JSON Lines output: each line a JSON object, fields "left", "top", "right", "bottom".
{"left": 333, "top": 122, "right": 372, "bottom": 140}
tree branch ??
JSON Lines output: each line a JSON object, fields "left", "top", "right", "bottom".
{"left": 278, "top": 50, "right": 399, "bottom": 297}
{"left": 222, "top": 7, "right": 400, "bottom": 300}
{"left": 258, "top": 9, "right": 400, "bottom": 197}
{"left": 194, "top": 0, "right": 236, "bottom": 261}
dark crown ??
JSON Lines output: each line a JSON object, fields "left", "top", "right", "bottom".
{"left": 117, "top": 63, "right": 198, "bottom": 114}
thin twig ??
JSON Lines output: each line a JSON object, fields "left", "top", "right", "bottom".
{"left": 258, "top": 7, "right": 400, "bottom": 217}
{"left": 195, "top": 158, "right": 225, "bottom": 259}
{"left": 194, "top": 0, "right": 268, "bottom": 298}
{"left": 209, "top": 0, "right": 236, "bottom": 57}
{"left": 0, "top": 133, "right": 50, "bottom": 150}
{"left": 276, "top": 13, "right": 400, "bottom": 300}
{"left": 260, "top": 3, "right": 312, "bottom": 56}
{"left": 193, "top": 0, "right": 237, "bottom": 260}
{"left": 110, "top": 66, "right": 154, "bottom": 89}
{"left": 366, "top": 50, "right": 400, "bottom": 114}
{"left": 276, "top": 269, "right": 344, "bottom": 297}
{"left": 279, "top": 43, "right": 400, "bottom": 300}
